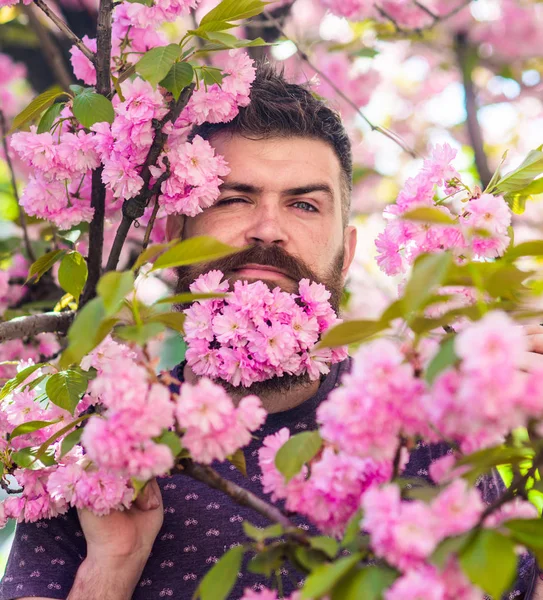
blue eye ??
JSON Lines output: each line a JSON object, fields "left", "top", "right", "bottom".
{"left": 294, "top": 201, "right": 318, "bottom": 212}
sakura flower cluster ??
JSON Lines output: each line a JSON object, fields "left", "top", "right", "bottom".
{"left": 0, "top": 361, "right": 132, "bottom": 524}
{"left": 258, "top": 427, "right": 391, "bottom": 537}
{"left": 10, "top": 126, "right": 99, "bottom": 229}
{"left": 375, "top": 143, "right": 512, "bottom": 276}
{"left": 183, "top": 271, "right": 347, "bottom": 387}
{"left": 176, "top": 378, "right": 266, "bottom": 463}
{"left": 80, "top": 337, "right": 176, "bottom": 481}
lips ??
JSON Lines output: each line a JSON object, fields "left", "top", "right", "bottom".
{"left": 232, "top": 264, "right": 291, "bottom": 279}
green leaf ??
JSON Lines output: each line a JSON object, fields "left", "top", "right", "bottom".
{"left": 58, "top": 251, "right": 88, "bottom": 302}
{"left": 331, "top": 566, "right": 398, "bottom": 600}
{"left": 301, "top": 553, "right": 362, "bottom": 600}
{"left": 151, "top": 236, "right": 242, "bottom": 271}
{"left": 27, "top": 249, "right": 66, "bottom": 282}
{"left": 72, "top": 91, "right": 114, "bottom": 128}
{"left": 199, "top": 0, "right": 268, "bottom": 27}
{"left": 0, "top": 363, "right": 45, "bottom": 400}
{"left": 155, "top": 292, "right": 227, "bottom": 305}
{"left": 116, "top": 322, "right": 165, "bottom": 345}
{"left": 341, "top": 510, "right": 363, "bottom": 550}
{"left": 402, "top": 252, "right": 453, "bottom": 317}
{"left": 318, "top": 319, "right": 386, "bottom": 349}
{"left": 97, "top": 270, "right": 134, "bottom": 317}
{"left": 459, "top": 529, "right": 517, "bottom": 599}
{"left": 249, "top": 544, "right": 286, "bottom": 576}
{"left": 155, "top": 429, "right": 182, "bottom": 459}
{"left": 69, "top": 84, "right": 86, "bottom": 95}
{"left": 431, "top": 533, "right": 472, "bottom": 569}
{"left": 10, "top": 86, "right": 67, "bottom": 132}
{"left": 33, "top": 414, "right": 89, "bottom": 464}
{"left": 59, "top": 426, "right": 83, "bottom": 457}
{"left": 425, "top": 336, "right": 458, "bottom": 384}
{"left": 310, "top": 536, "right": 338, "bottom": 559}
{"left": 353, "top": 47, "right": 379, "bottom": 58}
{"left": 505, "top": 240, "right": 543, "bottom": 261}
{"left": 148, "top": 311, "right": 186, "bottom": 332}
{"left": 136, "top": 44, "right": 182, "bottom": 87}
{"left": 242, "top": 522, "right": 283, "bottom": 542}
{"left": 46, "top": 370, "right": 88, "bottom": 414}
{"left": 60, "top": 297, "right": 106, "bottom": 368}
{"left": 197, "top": 545, "right": 245, "bottom": 600}
{"left": 37, "top": 102, "right": 64, "bottom": 134}
{"left": 11, "top": 447, "right": 55, "bottom": 469}
{"left": 132, "top": 242, "right": 174, "bottom": 271}
{"left": 275, "top": 430, "right": 322, "bottom": 482}
{"left": 199, "top": 65, "right": 227, "bottom": 86}
{"left": 293, "top": 547, "right": 328, "bottom": 572}
{"left": 401, "top": 207, "right": 456, "bottom": 225}
{"left": 495, "top": 146, "right": 543, "bottom": 195}
{"left": 159, "top": 62, "right": 194, "bottom": 100}
{"left": 10, "top": 419, "right": 58, "bottom": 439}
{"left": 227, "top": 448, "right": 247, "bottom": 476}
{"left": 503, "top": 519, "right": 543, "bottom": 548}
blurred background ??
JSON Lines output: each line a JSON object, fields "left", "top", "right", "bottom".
{"left": 1, "top": 0, "right": 542, "bottom": 571}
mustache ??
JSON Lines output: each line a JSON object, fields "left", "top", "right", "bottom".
{"left": 175, "top": 243, "right": 345, "bottom": 313}
{"left": 202, "top": 244, "right": 319, "bottom": 282}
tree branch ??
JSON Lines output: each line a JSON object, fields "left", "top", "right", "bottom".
{"left": 80, "top": 0, "right": 114, "bottom": 306}
{"left": 22, "top": 4, "right": 73, "bottom": 90}
{"left": 0, "top": 111, "right": 36, "bottom": 263}
{"left": 0, "top": 311, "right": 74, "bottom": 343}
{"left": 455, "top": 32, "right": 492, "bottom": 189}
{"left": 180, "top": 460, "right": 306, "bottom": 541}
{"left": 105, "top": 83, "right": 195, "bottom": 272}
{"left": 262, "top": 11, "right": 418, "bottom": 159}
{"left": 32, "top": 0, "right": 96, "bottom": 64}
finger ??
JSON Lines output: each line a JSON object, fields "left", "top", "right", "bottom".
{"left": 134, "top": 479, "right": 161, "bottom": 512}
{"left": 526, "top": 334, "right": 543, "bottom": 354}
{"left": 518, "top": 351, "right": 543, "bottom": 373}
{"left": 523, "top": 324, "right": 543, "bottom": 336}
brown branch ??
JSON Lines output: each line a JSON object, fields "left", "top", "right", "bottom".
{"left": 455, "top": 32, "right": 492, "bottom": 189}
{"left": 0, "top": 311, "right": 74, "bottom": 343}
{"left": 105, "top": 83, "right": 195, "bottom": 272}
{"left": 22, "top": 4, "right": 73, "bottom": 90}
{"left": 0, "top": 111, "right": 36, "bottom": 263}
{"left": 180, "top": 460, "right": 306, "bottom": 540}
{"left": 80, "top": 0, "right": 114, "bottom": 306}
{"left": 32, "top": 0, "right": 95, "bottom": 64}
{"left": 262, "top": 11, "right": 418, "bottom": 159}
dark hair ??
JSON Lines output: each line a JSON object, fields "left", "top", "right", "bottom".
{"left": 190, "top": 62, "right": 353, "bottom": 223}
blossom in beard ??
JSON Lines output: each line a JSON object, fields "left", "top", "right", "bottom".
{"left": 183, "top": 272, "right": 346, "bottom": 387}
{"left": 175, "top": 378, "right": 266, "bottom": 464}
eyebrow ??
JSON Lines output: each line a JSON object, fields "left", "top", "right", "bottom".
{"left": 220, "top": 181, "right": 335, "bottom": 200}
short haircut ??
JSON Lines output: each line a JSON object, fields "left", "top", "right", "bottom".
{"left": 190, "top": 62, "right": 353, "bottom": 224}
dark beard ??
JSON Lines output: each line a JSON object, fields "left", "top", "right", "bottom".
{"left": 176, "top": 244, "right": 345, "bottom": 395}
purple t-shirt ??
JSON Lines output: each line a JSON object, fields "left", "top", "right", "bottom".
{"left": 0, "top": 360, "right": 537, "bottom": 599}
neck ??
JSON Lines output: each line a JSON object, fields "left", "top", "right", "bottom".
{"left": 182, "top": 364, "right": 320, "bottom": 414}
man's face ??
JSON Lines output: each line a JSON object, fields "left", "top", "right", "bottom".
{"left": 174, "top": 133, "right": 357, "bottom": 307}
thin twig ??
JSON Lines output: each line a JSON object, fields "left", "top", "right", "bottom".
{"left": 477, "top": 448, "right": 543, "bottom": 526}
{"left": 0, "top": 111, "right": 36, "bottom": 263}
{"left": 105, "top": 84, "right": 195, "bottom": 272}
{"left": 455, "top": 32, "right": 492, "bottom": 188}
{"left": 180, "top": 460, "right": 306, "bottom": 542}
{"left": 262, "top": 11, "right": 418, "bottom": 159}
{"left": 32, "top": 0, "right": 95, "bottom": 63}
{"left": 412, "top": 0, "right": 473, "bottom": 25}
{"left": 22, "top": 4, "right": 73, "bottom": 90}
{"left": 95, "top": 0, "right": 113, "bottom": 97}
{"left": 0, "top": 311, "right": 75, "bottom": 343}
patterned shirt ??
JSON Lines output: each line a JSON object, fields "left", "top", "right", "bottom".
{"left": 0, "top": 360, "right": 537, "bottom": 599}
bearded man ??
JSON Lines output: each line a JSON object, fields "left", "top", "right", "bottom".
{"left": 1, "top": 64, "right": 541, "bottom": 600}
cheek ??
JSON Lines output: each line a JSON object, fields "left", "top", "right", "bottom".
{"left": 184, "top": 212, "right": 245, "bottom": 244}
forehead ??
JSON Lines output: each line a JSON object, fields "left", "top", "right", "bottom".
{"left": 209, "top": 133, "right": 343, "bottom": 196}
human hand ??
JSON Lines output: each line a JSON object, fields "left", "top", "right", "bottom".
{"left": 521, "top": 324, "right": 543, "bottom": 371}
{"left": 78, "top": 478, "right": 163, "bottom": 572}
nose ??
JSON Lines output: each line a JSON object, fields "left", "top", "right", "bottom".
{"left": 244, "top": 202, "right": 288, "bottom": 246}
